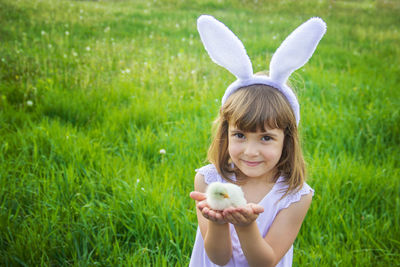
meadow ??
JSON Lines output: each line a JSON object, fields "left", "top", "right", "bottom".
{"left": 0, "top": 0, "right": 399, "bottom": 266}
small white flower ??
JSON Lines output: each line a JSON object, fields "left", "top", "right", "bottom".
{"left": 159, "top": 149, "right": 166, "bottom": 154}
{"left": 65, "top": 31, "right": 70, "bottom": 35}
{"left": 80, "top": 9, "right": 83, "bottom": 13}
{"left": 191, "top": 70, "right": 196, "bottom": 74}
{"left": 48, "top": 44, "right": 52, "bottom": 48}
{"left": 272, "top": 35, "right": 277, "bottom": 40}
{"left": 26, "top": 100, "right": 33, "bottom": 106}
{"left": 121, "top": 69, "right": 125, "bottom": 74}
{"left": 125, "top": 68, "right": 131, "bottom": 74}
{"left": 63, "top": 54, "right": 67, "bottom": 58}
{"left": 72, "top": 51, "right": 78, "bottom": 57}
{"left": 41, "top": 30, "right": 46, "bottom": 35}
{"left": 104, "top": 26, "right": 110, "bottom": 33}
{"left": 85, "top": 46, "right": 90, "bottom": 51}
{"left": 175, "top": 23, "right": 180, "bottom": 28}
{"left": 141, "top": 187, "right": 145, "bottom": 191}
{"left": 136, "top": 179, "right": 140, "bottom": 184}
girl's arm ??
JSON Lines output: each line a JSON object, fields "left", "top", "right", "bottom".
{"left": 193, "top": 172, "right": 233, "bottom": 265}
{"left": 229, "top": 192, "right": 313, "bottom": 267}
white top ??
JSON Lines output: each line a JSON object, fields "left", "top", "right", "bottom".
{"left": 189, "top": 164, "right": 314, "bottom": 267}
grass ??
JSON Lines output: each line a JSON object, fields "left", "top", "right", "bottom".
{"left": 0, "top": 0, "right": 399, "bottom": 266}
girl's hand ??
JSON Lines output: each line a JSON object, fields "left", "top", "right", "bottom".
{"left": 190, "top": 191, "right": 228, "bottom": 224}
{"left": 222, "top": 203, "right": 264, "bottom": 227}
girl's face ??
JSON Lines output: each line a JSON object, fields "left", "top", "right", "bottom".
{"left": 228, "top": 123, "right": 284, "bottom": 182}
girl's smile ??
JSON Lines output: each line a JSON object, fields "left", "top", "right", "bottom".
{"left": 241, "top": 160, "right": 263, "bottom": 167}
{"left": 228, "top": 124, "right": 285, "bottom": 182}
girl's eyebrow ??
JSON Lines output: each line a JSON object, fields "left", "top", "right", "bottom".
{"left": 260, "top": 132, "right": 277, "bottom": 137}
{"left": 230, "top": 128, "right": 278, "bottom": 137}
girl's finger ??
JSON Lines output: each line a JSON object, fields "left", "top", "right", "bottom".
{"left": 224, "top": 212, "right": 237, "bottom": 224}
{"left": 249, "top": 203, "right": 264, "bottom": 214}
{"left": 197, "top": 200, "right": 208, "bottom": 210}
{"left": 190, "top": 191, "right": 207, "bottom": 201}
{"left": 231, "top": 210, "right": 246, "bottom": 223}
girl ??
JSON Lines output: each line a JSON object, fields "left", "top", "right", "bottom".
{"left": 189, "top": 15, "right": 326, "bottom": 266}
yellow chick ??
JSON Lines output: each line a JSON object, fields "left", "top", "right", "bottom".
{"left": 206, "top": 182, "right": 247, "bottom": 210}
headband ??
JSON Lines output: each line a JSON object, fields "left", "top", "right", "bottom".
{"left": 197, "top": 15, "right": 326, "bottom": 125}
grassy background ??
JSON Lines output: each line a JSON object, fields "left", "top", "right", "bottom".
{"left": 0, "top": 0, "right": 399, "bottom": 266}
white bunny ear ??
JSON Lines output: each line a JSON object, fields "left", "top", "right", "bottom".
{"left": 197, "top": 15, "right": 253, "bottom": 80}
{"left": 269, "top": 17, "right": 326, "bottom": 85}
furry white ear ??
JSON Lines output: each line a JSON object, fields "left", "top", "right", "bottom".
{"left": 197, "top": 15, "right": 253, "bottom": 80}
{"left": 269, "top": 17, "right": 327, "bottom": 85}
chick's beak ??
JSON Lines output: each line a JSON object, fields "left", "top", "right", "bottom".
{"left": 223, "top": 193, "right": 229, "bottom": 199}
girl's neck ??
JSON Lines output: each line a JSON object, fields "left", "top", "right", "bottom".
{"left": 236, "top": 169, "right": 278, "bottom": 185}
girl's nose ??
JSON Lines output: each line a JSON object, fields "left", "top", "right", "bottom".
{"left": 244, "top": 142, "right": 260, "bottom": 157}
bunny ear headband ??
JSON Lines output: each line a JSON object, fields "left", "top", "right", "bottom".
{"left": 197, "top": 15, "right": 326, "bottom": 125}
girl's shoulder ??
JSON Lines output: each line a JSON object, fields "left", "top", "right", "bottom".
{"left": 274, "top": 178, "right": 314, "bottom": 210}
{"left": 195, "top": 164, "right": 226, "bottom": 184}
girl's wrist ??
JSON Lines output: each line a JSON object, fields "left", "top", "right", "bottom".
{"left": 233, "top": 221, "right": 258, "bottom": 232}
{"left": 210, "top": 220, "right": 229, "bottom": 226}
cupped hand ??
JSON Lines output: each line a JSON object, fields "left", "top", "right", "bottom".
{"left": 222, "top": 203, "right": 264, "bottom": 227}
{"left": 190, "top": 191, "right": 228, "bottom": 224}
{"left": 190, "top": 191, "right": 264, "bottom": 226}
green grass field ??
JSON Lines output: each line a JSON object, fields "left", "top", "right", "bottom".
{"left": 1, "top": 0, "right": 399, "bottom": 266}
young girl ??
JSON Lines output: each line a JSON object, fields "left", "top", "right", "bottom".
{"left": 189, "top": 15, "right": 326, "bottom": 266}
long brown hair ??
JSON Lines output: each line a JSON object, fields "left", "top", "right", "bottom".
{"left": 207, "top": 84, "right": 306, "bottom": 195}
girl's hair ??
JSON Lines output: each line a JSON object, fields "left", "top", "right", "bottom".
{"left": 207, "top": 84, "right": 306, "bottom": 195}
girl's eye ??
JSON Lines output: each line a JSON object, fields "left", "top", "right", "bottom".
{"left": 234, "top": 133, "right": 245, "bottom": 139}
{"left": 261, "top": 135, "right": 272, "bottom": 141}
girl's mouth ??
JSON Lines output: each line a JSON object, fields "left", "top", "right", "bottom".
{"left": 242, "top": 160, "right": 262, "bottom": 167}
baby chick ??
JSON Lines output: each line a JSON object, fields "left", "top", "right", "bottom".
{"left": 206, "top": 182, "right": 247, "bottom": 210}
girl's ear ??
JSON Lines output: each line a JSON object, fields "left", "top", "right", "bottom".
{"left": 197, "top": 15, "right": 253, "bottom": 80}
{"left": 269, "top": 17, "right": 327, "bottom": 85}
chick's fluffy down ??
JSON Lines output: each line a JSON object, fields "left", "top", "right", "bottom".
{"left": 206, "top": 182, "right": 247, "bottom": 210}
